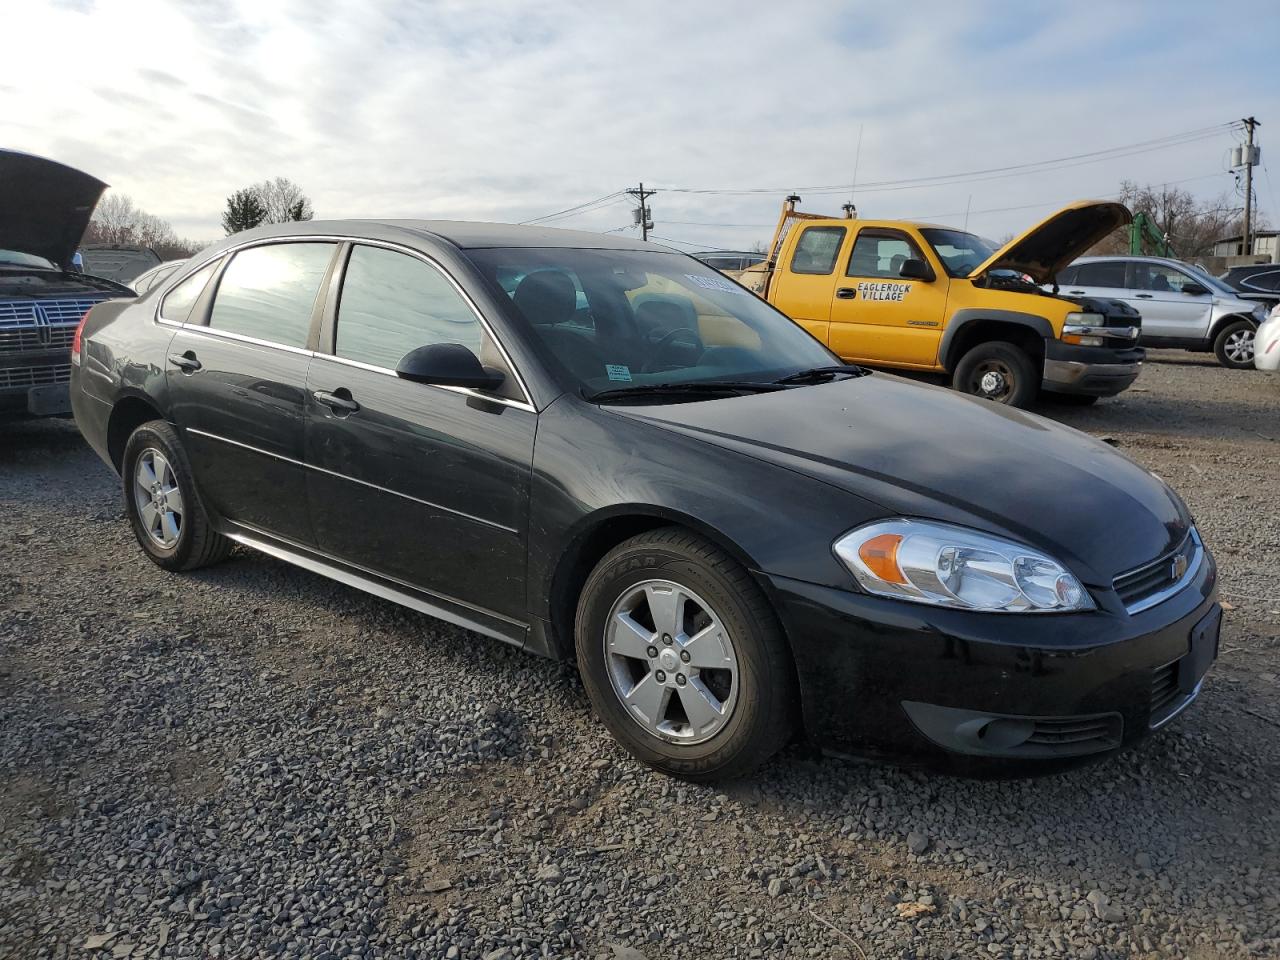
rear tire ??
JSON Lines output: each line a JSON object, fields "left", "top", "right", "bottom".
{"left": 122, "top": 420, "right": 232, "bottom": 571}
{"left": 1213, "top": 319, "right": 1255, "bottom": 369}
{"left": 574, "top": 528, "right": 796, "bottom": 781}
{"left": 952, "top": 341, "right": 1039, "bottom": 407}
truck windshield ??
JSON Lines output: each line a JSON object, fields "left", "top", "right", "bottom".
{"left": 920, "top": 229, "right": 998, "bottom": 278}
{"left": 466, "top": 247, "right": 838, "bottom": 399}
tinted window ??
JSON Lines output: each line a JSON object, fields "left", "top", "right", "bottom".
{"left": 1244, "top": 270, "right": 1280, "bottom": 292}
{"left": 336, "top": 245, "right": 484, "bottom": 368}
{"left": 159, "top": 261, "right": 219, "bottom": 323}
{"left": 847, "top": 232, "right": 924, "bottom": 278}
{"left": 790, "top": 227, "right": 846, "bottom": 275}
{"left": 1074, "top": 261, "right": 1127, "bottom": 287}
{"left": 1056, "top": 265, "right": 1078, "bottom": 285}
{"left": 208, "top": 243, "right": 334, "bottom": 348}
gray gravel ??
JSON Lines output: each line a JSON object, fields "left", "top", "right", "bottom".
{"left": 2, "top": 351, "right": 1279, "bottom": 959}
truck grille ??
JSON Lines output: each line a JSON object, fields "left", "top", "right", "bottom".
{"left": 0, "top": 297, "right": 106, "bottom": 354}
{"left": 0, "top": 364, "right": 72, "bottom": 388}
{"left": 1113, "top": 530, "right": 1200, "bottom": 614}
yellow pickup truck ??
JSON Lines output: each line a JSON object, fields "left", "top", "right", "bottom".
{"left": 732, "top": 199, "right": 1145, "bottom": 407}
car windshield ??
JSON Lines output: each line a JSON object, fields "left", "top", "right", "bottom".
{"left": 465, "top": 247, "right": 838, "bottom": 398}
{"left": 0, "top": 249, "right": 55, "bottom": 269}
{"left": 1184, "top": 267, "right": 1236, "bottom": 296}
{"left": 920, "top": 229, "right": 998, "bottom": 277}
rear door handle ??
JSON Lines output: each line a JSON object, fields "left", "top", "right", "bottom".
{"left": 313, "top": 389, "right": 360, "bottom": 414}
{"left": 168, "top": 352, "right": 201, "bottom": 372}
{"left": 835, "top": 287, "right": 857, "bottom": 300}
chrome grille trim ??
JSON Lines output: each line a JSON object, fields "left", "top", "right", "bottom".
{"left": 1114, "top": 529, "right": 1203, "bottom": 615}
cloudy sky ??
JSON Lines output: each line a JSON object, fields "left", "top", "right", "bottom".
{"left": 8, "top": 0, "right": 1279, "bottom": 249}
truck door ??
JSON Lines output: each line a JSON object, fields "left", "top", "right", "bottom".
{"left": 768, "top": 224, "right": 848, "bottom": 343}
{"left": 828, "top": 228, "right": 948, "bottom": 367}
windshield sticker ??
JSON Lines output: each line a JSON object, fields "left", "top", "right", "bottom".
{"left": 605, "top": 364, "right": 633, "bottom": 382}
{"left": 685, "top": 274, "right": 751, "bottom": 296}
{"left": 857, "top": 281, "right": 910, "bottom": 302}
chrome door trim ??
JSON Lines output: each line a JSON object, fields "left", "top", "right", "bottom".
{"left": 309, "top": 351, "right": 536, "bottom": 413}
{"left": 185, "top": 427, "right": 518, "bottom": 534}
{"left": 151, "top": 233, "right": 538, "bottom": 411}
{"left": 225, "top": 528, "right": 527, "bottom": 644}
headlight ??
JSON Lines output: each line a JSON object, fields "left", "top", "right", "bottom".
{"left": 833, "top": 520, "right": 1093, "bottom": 613}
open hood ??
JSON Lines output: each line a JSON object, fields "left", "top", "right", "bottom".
{"left": 968, "top": 200, "right": 1131, "bottom": 284}
{"left": 0, "top": 149, "right": 107, "bottom": 269}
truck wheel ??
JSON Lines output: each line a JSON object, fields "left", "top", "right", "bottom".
{"left": 953, "top": 342, "right": 1038, "bottom": 407}
{"left": 1213, "top": 319, "right": 1255, "bottom": 369}
{"left": 122, "top": 420, "right": 233, "bottom": 571}
{"left": 575, "top": 528, "right": 796, "bottom": 781}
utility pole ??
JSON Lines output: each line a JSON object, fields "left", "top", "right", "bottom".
{"left": 1241, "top": 117, "right": 1260, "bottom": 257}
{"left": 628, "top": 183, "right": 655, "bottom": 241}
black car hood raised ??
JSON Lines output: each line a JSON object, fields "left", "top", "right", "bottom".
{"left": 615, "top": 376, "right": 1189, "bottom": 584}
{"left": 0, "top": 150, "right": 107, "bottom": 269}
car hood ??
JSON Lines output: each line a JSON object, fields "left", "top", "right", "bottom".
{"left": 80, "top": 245, "right": 162, "bottom": 285}
{"left": 0, "top": 150, "right": 107, "bottom": 269}
{"left": 613, "top": 376, "right": 1189, "bottom": 584}
{"left": 970, "top": 201, "right": 1132, "bottom": 285}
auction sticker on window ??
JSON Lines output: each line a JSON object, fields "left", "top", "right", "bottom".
{"left": 685, "top": 274, "right": 752, "bottom": 296}
{"left": 857, "top": 281, "right": 910, "bottom": 302}
{"left": 605, "top": 364, "right": 633, "bottom": 382}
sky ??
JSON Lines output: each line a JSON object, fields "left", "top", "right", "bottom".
{"left": 6, "top": 0, "right": 1279, "bottom": 251}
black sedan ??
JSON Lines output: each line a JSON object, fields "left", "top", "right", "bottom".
{"left": 70, "top": 220, "right": 1220, "bottom": 780}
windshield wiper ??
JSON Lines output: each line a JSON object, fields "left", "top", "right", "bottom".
{"left": 771, "top": 365, "right": 867, "bottom": 385}
{"left": 585, "top": 380, "right": 787, "bottom": 403}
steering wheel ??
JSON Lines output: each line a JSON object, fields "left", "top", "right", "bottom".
{"left": 643, "top": 327, "right": 703, "bottom": 373}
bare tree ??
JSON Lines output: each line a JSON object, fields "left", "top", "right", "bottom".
{"left": 1089, "top": 181, "right": 1252, "bottom": 258}
{"left": 83, "top": 192, "right": 203, "bottom": 259}
{"left": 254, "top": 177, "right": 314, "bottom": 224}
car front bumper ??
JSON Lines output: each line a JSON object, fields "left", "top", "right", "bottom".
{"left": 1041, "top": 341, "right": 1145, "bottom": 397}
{"left": 762, "top": 544, "right": 1218, "bottom": 774}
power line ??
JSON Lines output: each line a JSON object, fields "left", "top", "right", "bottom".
{"left": 520, "top": 190, "right": 627, "bottom": 225}
{"left": 656, "top": 123, "right": 1238, "bottom": 197}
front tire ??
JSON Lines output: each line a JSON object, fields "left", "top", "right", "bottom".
{"left": 122, "top": 420, "right": 232, "bottom": 571}
{"left": 952, "top": 341, "right": 1039, "bottom": 407}
{"left": 1213, "top": 319, "right": 1256, "bottom": 369}
{"left": 575, "top": 528, "right": 796, "bottom": 781}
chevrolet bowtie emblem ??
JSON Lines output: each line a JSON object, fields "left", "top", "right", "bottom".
{"left": 1171, "top": 553, "right": 1189, "bottom": 581}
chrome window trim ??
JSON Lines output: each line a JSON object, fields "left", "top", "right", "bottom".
{"left": 185, "top": 427, "right": 518, "bottom": 534}
{"left": 1118, "top": 529, "right": 1204, "bottom": 615}
{"left": 167, "top": 322, "right": 316, "bottom": 358}
{"left": 151, "top": 233, "right": 536, "bottom": 410}
{"left": 310, "top": 351, "right": 535, "bottom": 413}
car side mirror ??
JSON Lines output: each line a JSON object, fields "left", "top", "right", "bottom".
{"left": 898, "top": 258, "right": 935, "bottom": 281}
{"left": 1181, "top": 282, "right": 1209, "bottom": 297}
{"left": 395, "top": 343, "right": 505, "bottom": 391}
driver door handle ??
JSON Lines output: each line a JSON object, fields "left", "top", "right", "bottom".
{"left": 836, "top": 287, "right": 857, "bottom": 300}
{"left": 1135, "top": 294, "right": 1154, "bottom": 299}
{"left": 313, "top": 389, "right": 360, "bottom": 414}
{"left": 168, "top": 352, "right": 201, "bottom": 372}
{"left": 1068, "top": 289, "right": 1086, "bottom": 295}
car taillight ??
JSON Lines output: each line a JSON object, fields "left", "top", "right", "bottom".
{"left": 71, "top": 309, "right": 91, "bottom": 365}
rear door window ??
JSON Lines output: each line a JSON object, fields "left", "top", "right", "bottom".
{"left": 790, "top": 226, "right": 847, "bottom": 275}
{"left": 158, "top": 261, "right": 219, "bottom": 323}
{"left": 1073, "top": 261, "right": 1128, "bottom": 288}
{"left": 208, "top": 242, "right": 335, "bottom": 348}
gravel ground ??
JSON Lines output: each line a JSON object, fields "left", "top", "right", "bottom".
{"left": 2, "top": 351, "right": 1278, "bottom": 960}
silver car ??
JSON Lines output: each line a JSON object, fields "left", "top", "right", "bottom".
{"left": 1056, "top": 256, "right": 1266, "bottom": 369}
{"left": 1254, "top": 303, "right": 1280, "bottom": 372}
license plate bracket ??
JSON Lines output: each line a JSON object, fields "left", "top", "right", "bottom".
{"left": 27, "top": 383, "right": 71, "bottom": 416}
{"left": 1180, "top": 605, "right": 1221, "bottom": 693}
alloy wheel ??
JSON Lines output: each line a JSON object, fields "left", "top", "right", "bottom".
{"left": 603, "top": 579, "right": 739, "bottom": 744}
{"left": 133, "top": 448, "right": 184, "bottom": 549}
{"left": 1224, "top": 328, "right": 1255, "bottom": 365}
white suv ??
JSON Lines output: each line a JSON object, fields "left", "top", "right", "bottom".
{"left": 1056, "top": 256, "right": 1266, "bottom": 369}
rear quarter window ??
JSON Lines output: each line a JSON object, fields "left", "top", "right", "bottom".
{"left": 158, "top": 261, "right": 220, "bottom": 323}
{"left": 789, "top": 226, "right": 847, "bottom": 275}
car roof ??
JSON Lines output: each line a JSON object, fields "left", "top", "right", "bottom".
{"left": 1072, "top": 255, "right": 1192, "bottom": 267}
{"left": 214, "top": 219, "right": 675, "bottom": 253}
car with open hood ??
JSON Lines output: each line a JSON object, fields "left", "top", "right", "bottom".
{"left": 70, "top": 219, "right": 1219, "bottom": 781}
{"left": 729, "top": 199, "right": 1144, "bottom": 407}
{"left": 0, "top": 149, "right": 133, "bottom": 417}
